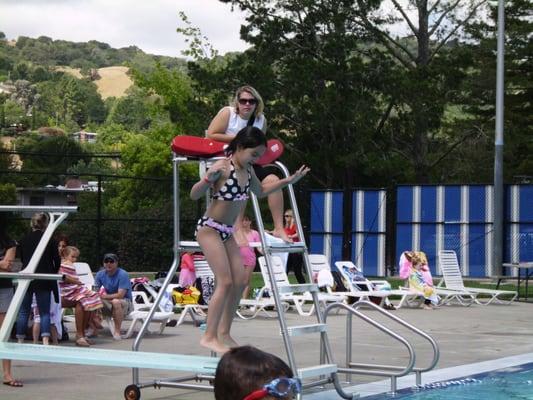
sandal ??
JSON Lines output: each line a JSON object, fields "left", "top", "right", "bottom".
{"left": 3, "top": 380, "right": 23, "bottom": 387}
{"left": 75, "top": 337, "right": 91, "bottom": 347}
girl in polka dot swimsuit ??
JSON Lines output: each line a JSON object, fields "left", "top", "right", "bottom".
{"left": 190, "top": 126, "right": 309, "bottom": 354}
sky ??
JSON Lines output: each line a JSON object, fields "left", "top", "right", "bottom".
{"left": 1, "top": 0, "right": 250, "bottom": 57}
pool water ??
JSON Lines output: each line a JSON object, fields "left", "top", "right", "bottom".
{"left": 365, "top": 363, "right": 533, "bottom": 399}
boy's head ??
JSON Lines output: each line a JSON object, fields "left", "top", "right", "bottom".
{"left": 214, "top": 345, "right": 299, "bottom": 400}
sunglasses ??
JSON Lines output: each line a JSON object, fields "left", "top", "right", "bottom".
{"left": 104, "top": 258, "right": 116, "bottom": 264}
{"left": 243, "top": 377, "right": 301, "bottom": 400}
{"left": 238, "top": 97, "right": 257, "bottom": 105}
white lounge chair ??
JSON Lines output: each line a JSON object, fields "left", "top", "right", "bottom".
{"left": 237, "top": 289, "right": 290, "bottom": 320}
{"left": 74, "top": 262, "right": 95, "bottom": 289}
{"left": 332, "top": 259, "right": 410, "bottom": 307}
{"left": 438, "top": 250, "right": 518, "bottom": 305}
{"left": 257, "top": 256, "right": 341, "bottom": 316}
{"left": 122, "top": 291, "right": 175, "bottom": 338}
{"left": 145, "top": 259, "right": 212, "bottom": 327}
{"left": 171, "top": 259, "right": 211, "bottom": 326}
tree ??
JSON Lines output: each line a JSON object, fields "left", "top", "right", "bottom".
{"left": 209, "top": 1, "right": 394, "bottom": 187}
{"left": 15, "top": 135, "right": 90, "bottom": 185}
{"left": 105, "top": 88, "right": 152, "bottom": 131}
{"left": 219, "top": 0, "right": 489, "bottom": 184}
{"left": 130, "top": 63, "right": 200, "bottom": 133}
{"left": 459, "top": 0, "right": 533, "bottom": 181}
{"left": 36, "top": 74, "right": 106, "bottom": 128}
{"left": 3, "top": 99, "right": 26, "bottom": 127}
{"left": 106, "top": 132, "right": 173, "bottom": 214}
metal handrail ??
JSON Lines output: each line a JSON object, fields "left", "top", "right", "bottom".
{"left": 0, "top": 205, "right": 78, "bottom": 213}
{"left": 323, "top": 300, "right": 439, "bottom": 393}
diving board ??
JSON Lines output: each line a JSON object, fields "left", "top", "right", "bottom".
{"left": 0, "top": 343, "right": 219, "bottom": 374}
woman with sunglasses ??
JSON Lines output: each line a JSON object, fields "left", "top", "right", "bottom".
{"left": 207, "top": 85, "right": 291, "bottom": 243}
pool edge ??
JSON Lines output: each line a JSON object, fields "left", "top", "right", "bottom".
{"left": 305, "top": 352, "right": 533, "bottom": 399}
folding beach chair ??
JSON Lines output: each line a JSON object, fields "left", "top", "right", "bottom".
{"left": 438, "top": 250, "right": 517, "bottom": 305}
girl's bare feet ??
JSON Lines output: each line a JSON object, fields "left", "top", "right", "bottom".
{"left": 219, "top": 334, "right": 239, "bottom": 348}
{"left": 272, "top": 228, "right": 292, "bottom": 243}
{"left": 200, "top": 336, "right": 230, "bottom": 354}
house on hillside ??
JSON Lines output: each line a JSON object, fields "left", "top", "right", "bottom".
{"left": 16, "top": 178, "right": 99, "bottom": 217}
{"left": 71, "top": 130, "right": 98, "bottom": 143}
{"left": 0, "top": 82, "right": 15, "bottom": 94}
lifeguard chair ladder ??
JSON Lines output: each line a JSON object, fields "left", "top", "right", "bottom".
{"left": 133, "top": 152, "right": 357, "bottom": 398}
{"left": 246, "top": 161, "right": 359, "bottom": 399}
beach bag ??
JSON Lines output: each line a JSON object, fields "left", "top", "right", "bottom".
{"left": 199, "top": 276, "right": 215, "bottom": 305}
{"left": 172, "top": 285, "right": 201, "bottom": 305}
{"left": 331, "top": 270, "right": 348, "bottom": 292}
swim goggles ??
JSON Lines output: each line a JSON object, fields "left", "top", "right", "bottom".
{"left": 243, "top": 377, "right": 302, "bottom": 400}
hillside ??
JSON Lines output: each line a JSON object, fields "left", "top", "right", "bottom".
{"left": 95, "top": 66, "right": 133, "bottom": 99}
{"left": 58, "top": 66, "right": 133, "bottom": 99}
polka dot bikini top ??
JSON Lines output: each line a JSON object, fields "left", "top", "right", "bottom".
{"left": 211, "top": 159, "right": 251, "bottom": 201}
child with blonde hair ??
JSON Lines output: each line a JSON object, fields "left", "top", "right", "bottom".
{"left": 59, "top": 246, "right": 103, "bottom": 346}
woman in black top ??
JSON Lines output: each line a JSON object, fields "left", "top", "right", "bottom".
{"left": 0, "top": 216, "right": 22, "bottom": 386}
{"left": 15, "top": 213, "right": 61, "bottom": 346}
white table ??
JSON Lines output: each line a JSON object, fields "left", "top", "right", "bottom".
{"left": 502, "top": 262, "right": 533, "bottom": 301}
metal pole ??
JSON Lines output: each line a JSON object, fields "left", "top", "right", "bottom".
{"left": 493, "top": 0, "right": 505, "bottom": 276}
{"left": 97, "top": 175, "right": 102, "bottom": 259}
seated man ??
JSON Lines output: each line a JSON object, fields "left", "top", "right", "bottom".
{"left": 94, "top": 253, "right": 132, "bottom": 340}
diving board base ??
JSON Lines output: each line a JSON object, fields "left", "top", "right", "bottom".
{"left": 0, "top": 343, "right": 219, "bottom": 374}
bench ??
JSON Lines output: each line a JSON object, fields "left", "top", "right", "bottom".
{"left": 0, "top": 342, "right": 219, "bottom": 373}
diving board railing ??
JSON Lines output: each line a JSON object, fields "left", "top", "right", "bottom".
{"left": 0, "top": 205, "right": 77, "bottom": 342}
{"left": 323, "top": 300, "right": 440, "bottom": 394}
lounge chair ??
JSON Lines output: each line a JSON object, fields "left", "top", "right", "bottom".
{"left": 122, "top": 291, "right": 175, "bottom": 338}
{"left": 438, "top": 250, "right": 517, "bottom": 305}
{"left": 332, "top": 259, "right": 412, "bottom": 308}
{"left": 237, "top": 289, "right": 290, "bottom": 320}
{"left": 144, "top": 259, "right": 212, "bottom": 327}
{"left": 74, "top": 262, "right": 95, "bottom": 289}
{"left": 257, "top": 256, "right": 341, "bottom": 316}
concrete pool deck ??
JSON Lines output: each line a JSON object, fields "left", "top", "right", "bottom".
{"left": 1, "top": 299, "right": 532, "bottom": 399}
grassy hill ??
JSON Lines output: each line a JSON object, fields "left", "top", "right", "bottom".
{"left": 57, "top": 65, "right": 133, "bottom": 99}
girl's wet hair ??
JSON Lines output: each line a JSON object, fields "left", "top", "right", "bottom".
{"left": 214, "top": 345, "right": 293, "bottom": 400}
{"left": 225, "top": 126, "right": 267, "bottom": 156}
